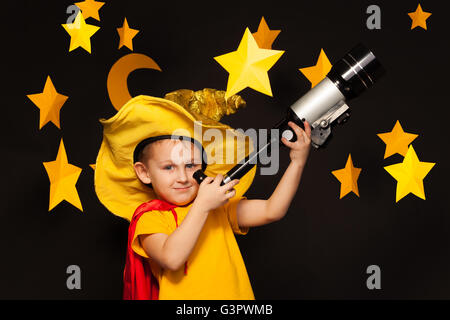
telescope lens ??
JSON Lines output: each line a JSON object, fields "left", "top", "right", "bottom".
{"left": 327, "top": 43, "right": 385, "bottom": 100}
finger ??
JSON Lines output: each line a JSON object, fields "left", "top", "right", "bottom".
{"left": 222, "top": 179, "right": 240, "bottom": 191}
{"left": 300, "top": 127, "right": 309, "bottom": 142}
{"left": 225, "top": 188, "right": 236, "bottom": 199}
{"left": 303, "top": 120, "right": 312, "bottom": 138}
{"left": 293, "top": 121, "right": 310, "bottom": 143}
{"left": 288, "top": 121, "right": 306, "bottom": 141}
{"left": 201, "top": 176, "right": 214, "bottom": 185}
{"left": 281, "top": 136, "right": 295, "bottom": 148}
{"left": 213, "top": 173, "right": 224, "bottom": 185}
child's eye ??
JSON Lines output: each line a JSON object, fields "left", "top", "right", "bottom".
{"left": 164, "top": 165, "right": 173, "bottom": 170}
{"left": 186, "top": 163, "right": 194, "bottom": 168}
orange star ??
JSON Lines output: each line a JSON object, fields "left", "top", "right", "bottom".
{"left": 252, "top": 17, "right": 281, "bottom": 49}
{"left": 27, "top": 76, "right": 68, "bottom": 129}
{"left": 408, "top": 4, "right": 432, "bottom": 30}
{"left": 43, "top": 139, "right": 83, "bottom": 212}
{"left": 117, "top": 18, "right": 140, "bottom": 51}
{"left": 331, "top": 154, "right": 362, "bottom": 199}
{"left": 75, "top": 0, "right": 105, "bottom": 21}
{"left": 377, "top": 120, "right": 418, "bottom": 159}
{"left": 299, "top": 49, "right": 332, "bottom": 88}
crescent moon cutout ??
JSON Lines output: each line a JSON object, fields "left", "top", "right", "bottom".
{"left": 107, "top": 53, "right": 162, "bottom": 111}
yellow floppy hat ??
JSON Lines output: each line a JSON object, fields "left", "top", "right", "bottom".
{"left": 94, "top": 90, "right": 256, "bottom": 222}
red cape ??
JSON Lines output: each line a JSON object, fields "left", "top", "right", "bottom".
{"left": 123, "top": 199, "right": 187, "bottom": 300}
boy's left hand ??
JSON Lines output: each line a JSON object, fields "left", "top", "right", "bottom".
{"left": 281, "top": 120, "right": 312, "bottom": 168}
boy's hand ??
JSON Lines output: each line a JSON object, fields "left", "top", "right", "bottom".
{"left": 281, "top": 121, "right": 312, "bottom": 168}
{"left": 194, "top": 174, "right": 240, "bottom": 213}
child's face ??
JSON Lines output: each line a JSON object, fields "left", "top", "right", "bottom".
{"left": 134, "top": 139, "right": 203, "bottom": 206}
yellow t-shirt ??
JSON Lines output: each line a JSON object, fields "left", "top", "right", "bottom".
{"left": 131, "top": 196, "right": 255, "bottom": 300}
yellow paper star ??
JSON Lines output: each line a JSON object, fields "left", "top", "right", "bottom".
{"left": 331, "top": 154, "right": 362, "bottom": 199}
{"left": 90, "top": 164, "right": 96, "bottom": 170}
{"left": 252, "top": 17, "right": 281, "bottom": 49}
{"left": 299, "top": 49, "right": 332, "bottom": 88}
{"left": 377, "top": 120, "right": 418, "bottom": 159}
{"left": 43, "top": 139, "right": 83, "bottom": 212}
{"left": 408, "top": 4, "right": 432, "bottom": 30}
{"left": 61, "top": 11, "right": 100, "bottom": 53}
{"left": 75, "top": 0, "right": 105, "bottom": 21}
{"left": 27, "top": 76, "right": 68, "bottom": 129}
{"left": 214, "top": 28, "right": 284, "bottom": 99}
{"left": 384, "top": 145, "right": 435, "bottom": 202}
{"left": 117, "top": 18, "right": 140, "bottom": 51}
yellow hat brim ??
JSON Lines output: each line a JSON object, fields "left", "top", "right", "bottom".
{"left": 94, "top": 95, "right": 256, "bottom": 221}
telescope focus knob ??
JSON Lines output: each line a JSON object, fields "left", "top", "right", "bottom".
{"left": 282, "top": 129, "right": 295, "bottom": 142}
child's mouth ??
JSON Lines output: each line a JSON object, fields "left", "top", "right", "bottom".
{"left": 174, "top": 186, "right": 191, "bottom": 191}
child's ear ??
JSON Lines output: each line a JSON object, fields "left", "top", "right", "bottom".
{"left": 133, "top": 162, "right": 152, "bottom": 184}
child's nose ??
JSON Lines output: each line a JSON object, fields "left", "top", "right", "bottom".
{"left": 176, "top": 167, "right": 189, "bottom": 182}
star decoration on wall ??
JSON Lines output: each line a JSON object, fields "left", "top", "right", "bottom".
{"left": 214, "top": 27, "right": 284, "bottom": 99}
{"left": 331, "top": 154, "right": 362, "bottom": 199}
{"left": 408, "top": 4, "right": 432, "bottom": 30}
{"left": 26, "top": 76, "right": 68, "bottom": 130}
{"left": 74, "top": 0, "right": 105, "bottom": 21}
{"left": 252, "top": 17, "right": 281, "bottom": 49}
{"left": 117, "top": 18, "right": 140, "bottom": 51}
{"left": 384, "top": 145, "right": 435, "bottom": 202}
{"left": 377, "top": 120, "right": 419, "bottom": 159}
{"left": 299, "top": 49, "right": 332, "bottom": 88}
{"left": 43, "top": 139, "right": 83, "bottom": 212}
{"left": 61, "top": 11, "right": 100, "bottom": 53}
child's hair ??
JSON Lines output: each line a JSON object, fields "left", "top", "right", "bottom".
{"left": 133, "top": 135, "right": 208, "bottom": 189}
{"left": 135, "top": 139, "right": 171, "bottom": 164}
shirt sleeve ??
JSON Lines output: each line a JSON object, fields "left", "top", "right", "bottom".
{"left": 131, "top": 210, "right": 173, "bottom": 258}
{"left": 224, "top": 196, "right": 249, "bottom": 235}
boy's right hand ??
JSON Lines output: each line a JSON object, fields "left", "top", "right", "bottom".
{"left": 194, "top": 174, "right": 240, "bottom": 213}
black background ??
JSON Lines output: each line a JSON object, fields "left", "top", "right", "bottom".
{"left": 3, "top": 0, "right": 450, "bottom": 299}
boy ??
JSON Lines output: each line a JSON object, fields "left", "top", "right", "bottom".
{"left": 94, "top": 92, "right": 311, "bottom": 300}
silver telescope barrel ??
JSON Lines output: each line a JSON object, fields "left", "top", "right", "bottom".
{"left": 290, "top": 77, "right": 345, "bottom": 126}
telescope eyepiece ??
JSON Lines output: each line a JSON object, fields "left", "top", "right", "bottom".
{"left": 327, "top": 43, "right": 385, "bottom": 100}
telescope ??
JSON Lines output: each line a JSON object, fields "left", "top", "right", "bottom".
{"left": 193, "top": 43, "right": 385, "bottom": 186}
